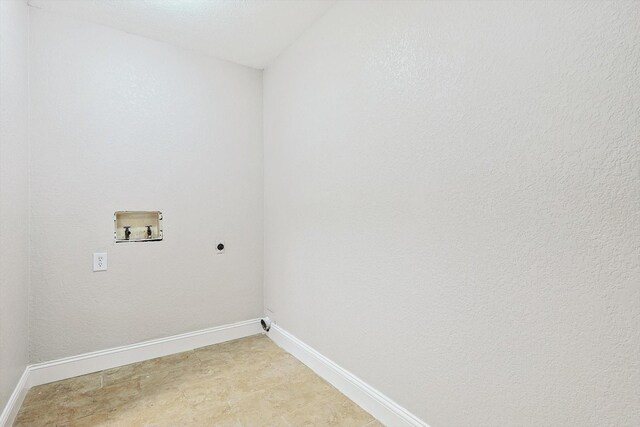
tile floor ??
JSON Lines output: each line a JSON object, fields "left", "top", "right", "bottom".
{"left": 15, "top": 334, "right": 382, "bottom": 426}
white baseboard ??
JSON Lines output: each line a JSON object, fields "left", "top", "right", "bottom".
{"left": 0, "top": 369, "right": 29, "bottom": 427}
{"left": 28, "top": 319, "right": 262, "bottom": 387}
{"left": 0, "top": 318, "right": 262, "bottom": 427}
{"left": 267, "top": 324, "right": 429, "bottom": 427}
{"left": 2, "top": 320, "right": 425, "bottom": 427}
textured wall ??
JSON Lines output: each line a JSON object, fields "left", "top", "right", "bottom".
{"left": 29, "top": 9, "right": 264, "bottom": 362}
{"left": 0, "top": 0, "right": 30, "bottom": 409}
{"left": 264, "top": 1, "right": 640, "bottom": 425}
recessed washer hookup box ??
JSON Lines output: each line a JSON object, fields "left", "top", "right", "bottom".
{"left": 114, "top": 211, "right": 163, "bottom": 243}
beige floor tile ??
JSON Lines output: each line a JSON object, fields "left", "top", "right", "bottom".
{"left": 363, "top": 420, "right": 386, "bottom": 427}
{"left": 282, "top": 395, "right": 375, "bottom": 427}
{"left": 14, "top": 334, "right": 378, "bottom": 426}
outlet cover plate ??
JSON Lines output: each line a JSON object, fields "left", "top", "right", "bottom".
{"left": 93, "top": 253, "right": 107, "bottom": 271}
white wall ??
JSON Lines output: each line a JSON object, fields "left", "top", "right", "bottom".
{"left": 264, "top": 1, "right": 640, "bottom": 425}
{"left": 0, "top": 0, "right": 30, "bottom": 409}
{"left": 29, "top": 9, "right": 264, "bottom": 362}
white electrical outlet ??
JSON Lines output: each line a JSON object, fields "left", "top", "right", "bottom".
{"left": 93, "top": 253, "right": 107, "bottom": 271}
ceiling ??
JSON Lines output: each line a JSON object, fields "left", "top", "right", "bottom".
{"left": 27, "top": 0, "right": 336, "bottom": 69}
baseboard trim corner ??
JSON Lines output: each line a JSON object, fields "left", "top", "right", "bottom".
{"left": 267, "top": 324, "right": 429, "bottom": 427}
{"left": 0, "top": 368, "right": 29, "bottom": 427}
{"left": 3, "top": 320, "right": 426, "bottom": 427}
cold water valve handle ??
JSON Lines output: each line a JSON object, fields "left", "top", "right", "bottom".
{"left": 146, "top": 225, "right": 152, "bottom": 239}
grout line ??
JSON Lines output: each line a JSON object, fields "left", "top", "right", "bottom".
{"left": 280, "top": 415, "right": 291, "bottom": 426}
